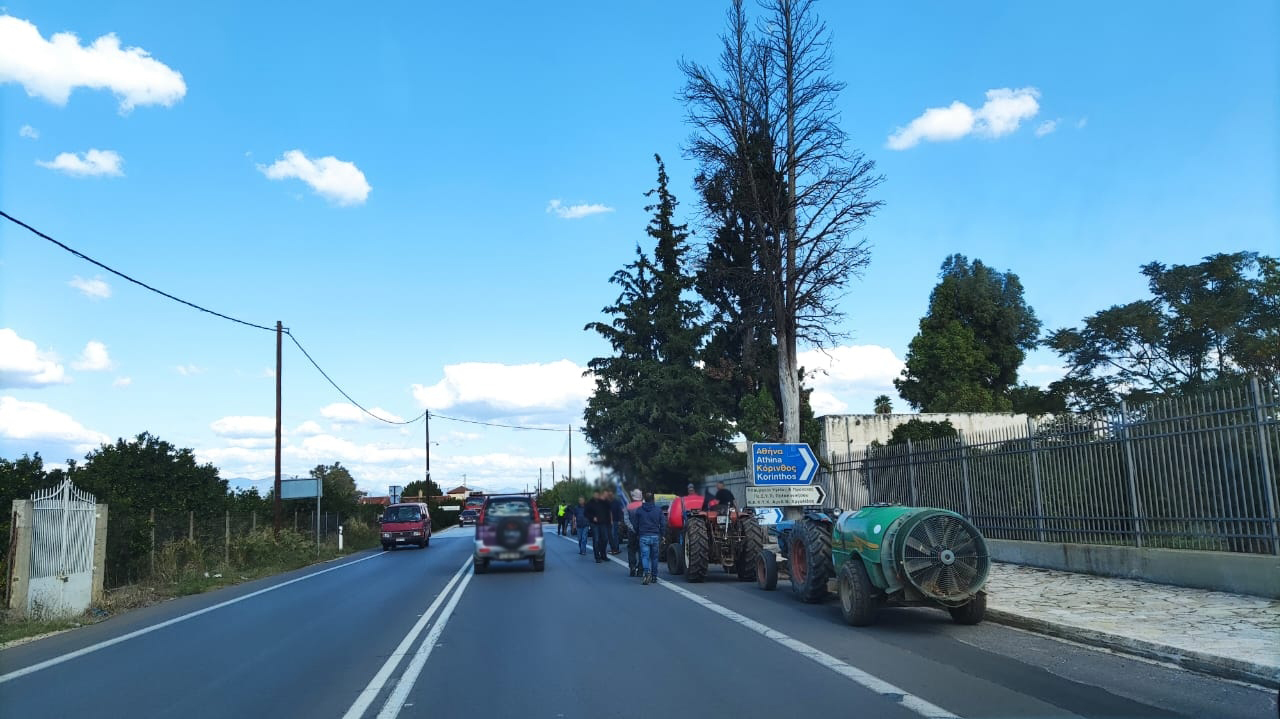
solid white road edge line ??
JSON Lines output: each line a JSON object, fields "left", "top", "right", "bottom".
{"left": 342, "top": 556, "right": 472, "bottom": 719}
{"left": 0, "top": 550, "right": 386, "bottom": 685}
{"left": 555, "top": 533, "right": 960, "bottom": 719}
{"left": 375, "top": 562, "right": 475, "bottom": 719}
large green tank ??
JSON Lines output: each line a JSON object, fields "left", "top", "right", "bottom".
{"left": 829, "top": 503, "right": 990, "bottom": 625}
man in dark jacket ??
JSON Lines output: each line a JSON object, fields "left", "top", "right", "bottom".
{"left": 587, "top": 491, "right": 611, "bottom": 562}
{"left": 571, "top": 497, "right": 589, "bottom": 555}
{"left": 608, "top": 491, "right": 625, "bottom": 555}
{"left": 624, "top": 489, "right": 643, "bottom": 576}
{"left": 631, "top": 492, "right": 666, "bottom": 584}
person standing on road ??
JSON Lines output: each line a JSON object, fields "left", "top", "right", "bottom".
{"left": 631, "top": 491, "right": 665, "bottom": 585}
{"left": 572, "top": 497, "right": 589, "bottom": 555}
{"left": 609, "top": 490, "right": 625, "bottom": 555}
{"left": 624, "top": 489, "right": 643, "bottom": 577}
{"left": 557, "top": 503, "right": 568, "bottom": 535}
{"left": 587, "top": 491, "right": 611, "bottom": 563}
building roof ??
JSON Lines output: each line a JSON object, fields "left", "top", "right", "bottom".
{"left": 359, "top": 496, "right": 391, "bottom": 506}
{"left": 446, "top": 485, "right": 472, "bottom": 495}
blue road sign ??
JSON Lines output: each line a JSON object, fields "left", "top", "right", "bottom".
{"left": 750, "top": 443, "right": 818, "bottom": 486}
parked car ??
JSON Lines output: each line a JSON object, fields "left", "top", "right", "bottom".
{"left": 380, "top": 502, "right": 432, "bottom": 550}
{"left": 474, "top": 495, "right": 545, "bottom": 573}
{"left": 459, "top": 509, "right": 479, "bottom": 527}
{"left": 538, "top": 506, "right": 553, "bottom": 523}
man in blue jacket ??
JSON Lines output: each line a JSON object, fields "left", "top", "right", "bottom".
{"left": 571, "top": 497, "right": 589, "bottom": 555}
{"left": 631, "top": 492, "right": 666, "bottom": 585}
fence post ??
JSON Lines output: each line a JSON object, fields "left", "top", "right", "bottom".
{"left": 188, "top": 511, "right": 194, "bottom": 542}
{"left": 907, "top": 439, "right": 919, "bottom": 505}
{"left": 149, "top": 508, "right": 156, "bottom": 577}
{"left": 224, "top": 510, "right": 230, "bottom": 564}
{"left": 1119, "top": 401, "right": 1144, "bottom": 548}
{"left": 958, "top": 430, "right": 973, "bottom": 518}
{"left": 1027, "top": 418, "right": 1047, "bottom": 542}
{"left": 1249, "top": 377, "right": 1279, "bottom": 555}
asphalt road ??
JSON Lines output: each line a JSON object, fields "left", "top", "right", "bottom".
{"left": 1, "top": 525, "right": 1274, "bottom": 719}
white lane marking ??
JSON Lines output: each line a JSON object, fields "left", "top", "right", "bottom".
{"left": 554, "top": 533, "right": 959, "bottom": 719}
{"left": 375, "top": 564, "right": 474, "bottom": 719}
{"left": 342, "top": 557, "right": 472, "bottom": 719}
{"left": 0, "top": 551, "right": 385, "bottom": 685}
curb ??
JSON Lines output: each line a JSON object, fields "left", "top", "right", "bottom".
{"left": 986, "top": 608, "right": 1280, "bottom": 689}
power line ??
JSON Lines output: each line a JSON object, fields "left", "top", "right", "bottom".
{"left": 428, "top": 412, "right": 577, "bottom": 433}
{"left": 1, "top": 210, "right": 276, "bottom": 332}
{"left": 286, "top": 331, "right": 426, "bottom": 425}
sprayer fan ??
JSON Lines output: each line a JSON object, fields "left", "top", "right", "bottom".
{"left": 901, "top": 513, "right": 988, "bottom": 603}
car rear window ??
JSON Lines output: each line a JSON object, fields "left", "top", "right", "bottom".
{"left": 484, "top": 499, "right": 533, "bottom": 520}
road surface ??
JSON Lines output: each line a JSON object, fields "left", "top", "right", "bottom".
{"left": 1, "top": 525, "right": 1274, "bottom": 718}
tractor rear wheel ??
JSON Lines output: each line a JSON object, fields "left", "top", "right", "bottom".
{"left": 667, "top": 544, "right": 685, "bottom": 575}
{"left": 788, "top": 518, "right": 831, "bottom": 603}
{"left": 736, "top": 520, "right": 765, "bottom": 581}
{"left": 757, "top": 550, "right": 778, "bottom": 590}
{"left": 684, "top": 516, "right": 710, "bottom": 583}
{"left": 948, "top": 592, "right": 987, "bottom": 625}
{"left": 838, "top": 559, "right": 878, "bottom": 626}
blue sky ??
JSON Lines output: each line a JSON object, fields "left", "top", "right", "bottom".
{"left": 2, "top": 1, "right": 1276, "bottom": 495}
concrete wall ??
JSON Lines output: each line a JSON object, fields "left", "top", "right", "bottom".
{"left": 7, "top": 500, "right": 32, "bottom": 617}
{"left": 989, "top": 539, "right": 1280, "bottom": 599}
{"left": 92, "top": 504, "right": 109, "bottom": 603}
{"left": 820, "top": 412, "right": 1032, "bottom": 460}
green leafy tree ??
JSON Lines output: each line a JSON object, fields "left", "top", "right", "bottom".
{"left": 306, "top": 462, "right": 359, "bottom": 518}
{"left": 584, "top": 156, "right": 738, "bottom": 492}
{"left": 402, "top": 478, "right": 442, "bottom": 500}
{"left": 887, "top": 419, "right": 958, "bottom": 446}
{"left": 873, "top": 395, "right": 892, "bottom": 414}
{"left": 1047, "top": 252, "right": 1279, "bottom": 409}
{"left": 895, "top": 255, "right": 1041, "bottom": 412}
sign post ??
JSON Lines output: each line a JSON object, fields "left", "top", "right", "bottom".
{"left": 280, "top": 478, "right": 322, "bottom": 553}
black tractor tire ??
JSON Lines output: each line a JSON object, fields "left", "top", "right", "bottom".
{"left": 684, "top": 516, "right": 710, "bottom": 583}
{"left": 474, "top": 559, "right": 489, "bottom": 574}
{"left": 789, "top": 517, "right": 832, "bottom": 603}
{"left": 757, "top": 550, "right": 778, "bottom": 590}
{"left": 948, "top": 592, "right": 987, "bottom": 625}
{"left": 736, "top": 520, "right": 765, "bottom": 581}
{"left": 532, "top": 556, "right": 546, "bottom": 572}
{"left": 838, "top": 559, "right": 878, "bottom": 626}
{"left": 667, "top": 544, "right": 685, "bottom": 575}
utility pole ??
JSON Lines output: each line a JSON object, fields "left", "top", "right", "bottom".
{"left": 424, "top": 411, "right": 431, "bottom": 487}
{"left": 568, "top": 425, "right": 572, "bottom": 483}
{"left": 539, "top": 467, "right": 543, "bottom": 495}
{"left": 274, "top": 320, "right": 282, "bottom": 534}
{"left": 552, "top": 461, "right": 556, "bottom": 484}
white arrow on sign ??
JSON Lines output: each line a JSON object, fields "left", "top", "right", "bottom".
{"left": 745, "top": 484, "right": 826, "bottom": 507}
{"left": 797, "top": 444, "right": 817, "bottom": 484}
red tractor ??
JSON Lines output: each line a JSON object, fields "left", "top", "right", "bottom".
{"left": 666, "top": 495, "right": 764, "bottom": 582}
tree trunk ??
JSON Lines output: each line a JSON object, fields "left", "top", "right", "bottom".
{"left": 778, "top": 324, "right": 801, "bottom": 442}
{"left": 781, "top": 0, "right": 800, "bottom": 444}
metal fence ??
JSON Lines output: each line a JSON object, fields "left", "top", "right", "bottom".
{"left": 712, "top": 377, "right": 1280, "bottom": 556}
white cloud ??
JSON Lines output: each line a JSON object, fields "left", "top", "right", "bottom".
{"left": 211, "top": 415, "right": 276, "bottom": 439}
{"left": 176, "top": 364, "right": 204, "bottom": 376}
{"left": 72, "top": 340, "right": 112, "bottom": 371}
{"left": 412, "top": 359, "right": 592, "bottom": 422}
{"left": 546, "top": 199, "right": 614, "bottom": 219}
{"left": 0, "top": 328, "right": 68, "bottom": 388}
{"left": 1076, "top": 116, "right": 1088, "bottom": 129}
{"left": 292, "top": 420, "right": 324, "bottom": 436}
{"left": 320, "top": 402, "right": 404, "bottom": 425}
{"left": 258, "top": 150, "right": 370, "bottom": 206}
{"left": 0, "top": 15, "right": 186, "bottom": 112}
{"left": 1034, "top": 119, "right": 1059, "bottom": 137}
{"left": 887, "top": 87, "right": 1041, "bottom": 150}
{"left": 37, "top": 149, "right": 123, "bottom": 177}
{"left": 19, "top": 124, "right": 38, "bottom": 139}
{"left": 113, "top": 376, "right": 132, "bottom": 387}
{"left": 797, "top": 344, "right": 905, "bottom": 416}
{"left": 69, "top": 274, "right": 112, "bottom": 299}
{"left": 0, "top": 396, "right": 109, "bottom": 449}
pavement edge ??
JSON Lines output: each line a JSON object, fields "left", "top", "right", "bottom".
{"left": 985, "top": 608, "right": 1280, "bottom": 689}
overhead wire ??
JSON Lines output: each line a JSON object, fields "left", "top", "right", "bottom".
{"left": 5, "top": 209, "right": 583, "bottom": 435}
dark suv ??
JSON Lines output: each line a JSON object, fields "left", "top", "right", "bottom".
{"left": 474, "top": 495, "right": 545, "bottom": 573}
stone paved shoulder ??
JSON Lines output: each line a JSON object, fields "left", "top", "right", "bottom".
{"left": 984, "top": 562, "right": 1280, "bottom": 688}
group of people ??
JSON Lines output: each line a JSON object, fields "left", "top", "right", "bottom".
{"left": 551, "top": 480, "right": 739, "bottom": 586}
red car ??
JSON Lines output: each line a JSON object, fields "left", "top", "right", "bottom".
{"left": 473, "top": 495, "right": 545, "bottom": 573}
{"left": 380, "top": 502, "right": 432, "bottom": 550}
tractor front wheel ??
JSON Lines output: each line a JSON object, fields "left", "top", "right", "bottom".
{"left": 838, "top": 559, "right": 878, "bottom": 626}
{"left": 736, "top": 520, "right": 765, "bottom": 581}
{"left": 757, "top": 550, "right": 778, "bottom": 590}
{"left": 667, "top": 543, "right": 685, "bottom": 575}
{"left": 948, "top": 592, "right": 987, "bottom": 625}
{"left": 789, "top": 518, "right": 832, "bottom": 603}
{"left": 684, "top": 516, "right": 710, "bottom": 583}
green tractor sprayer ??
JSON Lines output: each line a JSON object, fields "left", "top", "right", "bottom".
{"left": 758, "top": 503, "right": 991, "bottom": 626}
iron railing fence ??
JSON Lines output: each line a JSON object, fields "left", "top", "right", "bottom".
{"left": 707, "top": 377, "right": 1279, "bottom": 556}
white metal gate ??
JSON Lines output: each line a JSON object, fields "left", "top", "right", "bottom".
{"left": 28, "top": 478, "right": 98, "bottom": 617}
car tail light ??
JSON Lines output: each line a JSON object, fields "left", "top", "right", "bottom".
{"left": 478, "top": 547, "right": 490, "bottom": 553}
{"left": 527, "top": 545, "right": 540, "bottom": 551}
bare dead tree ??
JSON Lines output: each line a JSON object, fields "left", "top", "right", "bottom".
{"left": 682, "top": 0, "right": 883, "bottom": 442}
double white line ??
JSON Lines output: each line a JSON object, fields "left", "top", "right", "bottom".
{"left": 343, "top": 557, "right": 474, "bottom": 719}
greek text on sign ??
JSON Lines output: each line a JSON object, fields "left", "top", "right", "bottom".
{"left": 750, "top": 442, "right": 817, "bottom": 485}
{"left": 746, "top": 485, "right": 826, "bottom": 507}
